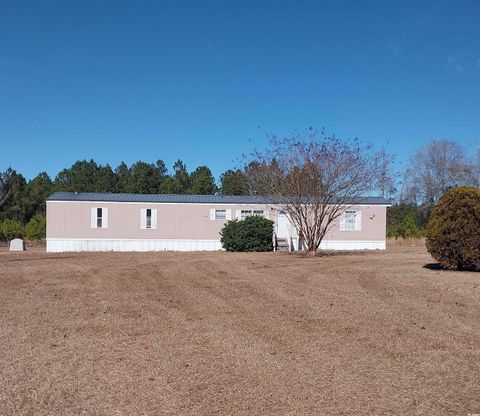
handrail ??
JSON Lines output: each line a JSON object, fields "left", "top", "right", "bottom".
{"left": 286, "top": 227, "right": 291, "bottom": 253}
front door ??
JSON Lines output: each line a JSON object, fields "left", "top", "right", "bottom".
{"left": 277, "top": 211, "right": 289, "bottom": 238}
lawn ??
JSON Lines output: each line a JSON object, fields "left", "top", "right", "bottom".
{"left": 0, "top": 243, "right": 479, "bottom": 415}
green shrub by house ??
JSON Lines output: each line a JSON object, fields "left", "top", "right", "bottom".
{"left": 220, "top": 216, "right": 274, "bottom": 252}
{"left": 387, "top": 204, "right": 430, "bottom": 237}
{"left": 426, "top": 187, "right": 480, "bottom": 271}
{"left": 387, "top": 213, "right": 424, "bottom": 239}
{"left": 0, "top": 219, "right": 23, "bottom": 241}
{"left": 25, "top": 213, "right": 46, "bottom": 240}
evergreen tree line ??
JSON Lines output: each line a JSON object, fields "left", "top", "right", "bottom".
{"left": 0, "top": 159, "right": 249, "bottom": 241}
{"left": 1, "top": 137, "right": 478, "bottom": 241}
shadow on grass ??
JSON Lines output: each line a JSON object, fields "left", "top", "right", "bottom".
{"left": 423, "top": 263, "right": 480, "bottom": 272}
{"left": 286, "top": 250, "right": 379, "bottom": 259}
{"left": 423, "top": 263, "right": 444, "bottom": 271}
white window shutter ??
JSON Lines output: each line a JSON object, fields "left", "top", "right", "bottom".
{"left": 355, "top": 211, "right": 362, "bottom": 231}
{"left": 91, "top": 207, "right": 97, "bottom": 228}
{"left": 226, "top": 209, "right": 232, "bottom": 220}
{"left": 235, "top": 209, "right": 241, "bottom": 219}
{"left": 340, "top": 213, "right": 346, "bottom": 231}
{"left": 102, "top": 208, "right": 108, "bottom": 228}
{"left": 151, "top": 209, "right": 157, "bottom": 229}
{"left": 140, "top": 208, "right": 146, "bottom": 229}
{"left": 209, "top": 209, "right": 215, "bottom": 220}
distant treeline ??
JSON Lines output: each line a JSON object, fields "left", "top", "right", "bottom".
{"left": 0, "top": 159, "right": 249, "bottom": 240}
{"left": 387, "top": 139, "right": 479, "bottom": 239}
{"left": 386, "top": 204, "right": 431, "bottom": 239}
{"left": 1, "top": 137, "right": 478, "bottom": 241}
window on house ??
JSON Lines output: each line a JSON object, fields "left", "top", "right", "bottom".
{"left": 215, "top": 209, "right": 226, "bottom": 220}
{"left": 240, "top": 209, "right": 265, "bottom": 219}
{"left": 344, "top": 211, "right": 356, "bottom": 231}
{"left": 97, "top": 208, "right": 103, "bottom": 228}
{"left": 146, "top": 208, "right": 152, "bottom": 229}
{"left": 141, "top": 208, "right": 157, "bottom": 229}
{"left": 91, "top": 207, "right": 108, "bottom": 229}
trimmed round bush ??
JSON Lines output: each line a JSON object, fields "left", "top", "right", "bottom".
{"left": 220, "top": 215, "right": 274, "bottom": 252}
{"left": 426, "top": 187, "right": 480, "bottom": 271}
{"left": 25, "top": 213, "right": 46, "bottom": 240}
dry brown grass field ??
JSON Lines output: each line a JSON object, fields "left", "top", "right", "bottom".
{"left": 0, "top": 243, "right": 479, "bottom": 415}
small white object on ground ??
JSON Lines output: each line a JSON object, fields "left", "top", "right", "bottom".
{"left": 9, "top": 238, "right": 25, "bottom": 251}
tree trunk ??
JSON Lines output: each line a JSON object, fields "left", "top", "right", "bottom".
{"left": 305, "top": 239, "right": 317, "bottom": 256}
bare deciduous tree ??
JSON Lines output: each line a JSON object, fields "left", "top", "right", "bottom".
{"left": 247, "top": 129, "right": 383, "bottom": 256}
{"left": 375, "top": 147, "right": 397, "bottom": 200}
{"left": 402, "top": 140, "right": 477, "bottom": 205}
{"left": 473, "top": 147, "right": 480, "bottom": 188}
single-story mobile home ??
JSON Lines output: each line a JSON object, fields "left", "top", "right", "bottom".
{"left": 46, "top": 192, "right": 389, "bottom": 252}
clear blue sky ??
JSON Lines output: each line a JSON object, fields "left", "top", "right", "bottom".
{"left": 1, "top": 0, "right": 479, "bottom": 181}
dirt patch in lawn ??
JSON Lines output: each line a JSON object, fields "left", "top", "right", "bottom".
{"left": 0, "top": 243, "right": 479, "bottom": 415}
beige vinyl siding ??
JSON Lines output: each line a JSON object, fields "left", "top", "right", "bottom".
{"left": 48, "top": 201, "right": 386, "bottom": 242}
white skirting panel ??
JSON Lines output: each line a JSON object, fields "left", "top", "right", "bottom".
{"left": 47, "top": 238, "right": 385, "bottom": 252}
{"left": 46, "top": 238, "right": 223, "bottom": 253}
{"left": 319, "top": 240, "right": 386, "bottom": 250}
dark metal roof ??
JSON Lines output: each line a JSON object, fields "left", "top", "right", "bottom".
{"left": 47, "top": 192, "right": 390, "bottom": 205}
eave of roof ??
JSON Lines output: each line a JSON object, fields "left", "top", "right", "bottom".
{"left": 47, "top": 192, "right": 391, "bottom": 205}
